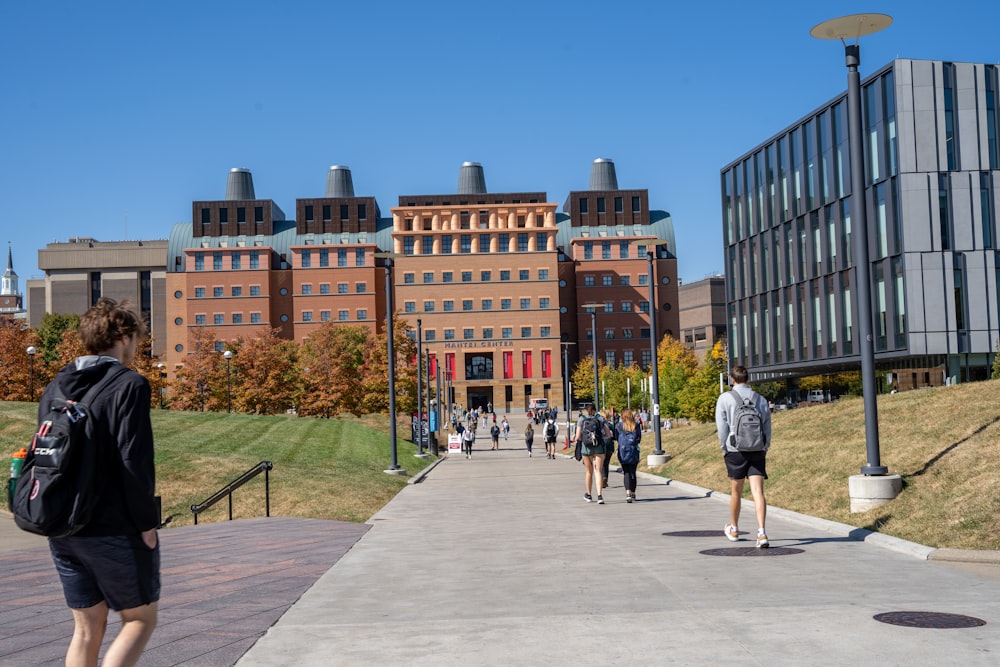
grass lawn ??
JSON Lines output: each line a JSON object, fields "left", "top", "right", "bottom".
{"left": 1, "top": 404, "right": 433, "bottom": 528}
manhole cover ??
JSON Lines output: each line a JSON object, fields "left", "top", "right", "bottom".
{"left": 873, "top": 611, "right": 986, "bottom": 628}
{"left": 663, "top": 530, "right": 739, "bottom": 538}
{"left": 699, "top": 547, "right": 804, "bottom": 557}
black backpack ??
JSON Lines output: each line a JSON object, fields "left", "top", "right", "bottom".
{"left": 729, "top": 390, "right": 766, "bottom": 452}
{"left": 544, "top": 421, "right": 556, "bottom": 439}
{"left": 580, "top": 415, "right": 603, "bottom": 448}
{"left": 13, "top": 366, "right": 128, "bottom": 537}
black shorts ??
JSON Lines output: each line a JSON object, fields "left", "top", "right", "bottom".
{"left": 49, "top": 533, "right": 161, "bottom": 611}
{"left": 724, "top": 450, "right": 768, "bottom": 480}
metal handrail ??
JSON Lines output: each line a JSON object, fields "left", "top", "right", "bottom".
{"left": 190, "top": 460, "right": 273, "bottom": 525}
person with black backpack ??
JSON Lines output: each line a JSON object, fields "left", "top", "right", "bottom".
{"left": 35, "top": 298, "right": 160, "bottom": 665}
{"left": 715, "top": 365, "right": 773, "bottom": 548}
{"left": 542, "top": 416, "right": 559, "bottom": 459}
{"left": 615, "top": 409, "right": 642, "bottom": 503}
{"left": 572, "top": 404, "right": 609, "bottom": 504}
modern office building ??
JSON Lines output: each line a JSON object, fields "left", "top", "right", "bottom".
{"left": 165, "top": 160, "right": 678, "bottom": 412}
{"left": 678, "top": 275, "right": 726, "bottom": 361}
{"left": 26, "top": 238, "right": 168, "bottom": 354}
{"left": 721, "top": 58, "right": 1000, "bottom": 390}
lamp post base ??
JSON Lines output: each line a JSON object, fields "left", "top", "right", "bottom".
{"left": 414, "top": 453, "right": 431, "bottom": 459}
{"left": 384, "top": 467, "right": 408, "bottom": 476}
{"left": 647, "top": 453, "right": 671, "bottom": 466}
{"left": 848, "top": 473, "right": 902, "bottom": 513}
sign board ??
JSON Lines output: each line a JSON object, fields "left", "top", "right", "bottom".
{"left": 448, "top": 433, "right": 462, "bottom": 455}
{"left": 429, "top": 411, "right": 438, "bottom": 433}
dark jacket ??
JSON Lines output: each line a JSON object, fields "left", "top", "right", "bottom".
{"left": 38, "top": 358, "right": 158, "bottom": 536}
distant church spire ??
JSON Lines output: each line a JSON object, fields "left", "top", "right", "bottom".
{"left": 1, "top": 243, "right": 17, "bottom": 297}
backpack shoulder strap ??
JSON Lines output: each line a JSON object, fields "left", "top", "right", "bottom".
{"left": 79, "top": 365, "right": 130, "bottom": 407}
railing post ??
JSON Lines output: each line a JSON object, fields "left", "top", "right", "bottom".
{"left": 265, "top": 465, "right": 271, "bottom": 517}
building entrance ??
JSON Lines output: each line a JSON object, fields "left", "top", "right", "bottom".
{"left": 466, "top": 387, "right": 494, "bottom": 414}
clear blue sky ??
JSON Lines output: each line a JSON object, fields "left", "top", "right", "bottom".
{"left": 4, "top": 0, "right": 1000, "bottom": 291}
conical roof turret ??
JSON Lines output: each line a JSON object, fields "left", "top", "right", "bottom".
{"left": 326, "top": 165, "right": 356, "bottom": 197}
{"left": 226, "top": 168, "right": 255, "bottom": 200}
{"left": 457, "top": 162, "right": 487, "bottom": 195}
{"left": 589, "top": 158, "right": 619, "bottom": 190}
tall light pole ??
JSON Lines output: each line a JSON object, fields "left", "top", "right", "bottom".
{"left": 640, "top": 239, "right": 671, "bottom": 461}
{"left": 581, "top": 305, "right": 600, "bottom": 412}
{"left": 416, "top": 318, "right": 426, "bottom": 457}
{"left": 157, "top": 363, "right": 166, "bottom": 409}
{"left": 811, "top": 14, "right": 891, "bottom": 476}
{"left": 560, "top": 341, "right": 576, "bottom": 442}
{"left": 26, "top": 346, "right": 36, "bottom": 401}
{"left": 374, "top": 252, "right": 405, "bottom": 475}
{"left": 223, "top": 350, "right": 233, "bottom": 414}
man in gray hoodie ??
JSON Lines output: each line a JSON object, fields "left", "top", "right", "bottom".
{"left": 715, "top": 365, "right": 772, "bottom": 548}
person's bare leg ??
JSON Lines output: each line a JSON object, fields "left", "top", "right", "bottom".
{"left": 594, "top": 455, "right": 605, "bottom": 495}
{"left": 748, "top": 475, "right": 767, "bottom": 533}
{"left": 729, "top": 478, "right": 745, "bottom": 530}
{"left": 100, "top": 602, "right": 158, "bottom": 667}
{"left": 583, "top": 455, "right": 594, "bottom": 496}
{"left": 66, "top": 603, "right": 109, "bottom": 667}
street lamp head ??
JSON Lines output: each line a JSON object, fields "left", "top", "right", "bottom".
{"left": 157, "top": 363, "right": 165, "bottom": 369}
{"left": 580, "top": 304, "right": 599, "bottom": 312}
{"left": 810, "top": 13, "right": 892, "bottom": 42}
{"left": 223, "top": 350, "right": 233, "bottom": 360}
{"left": 26, "top": 346, "right": 36, "bottom": 356}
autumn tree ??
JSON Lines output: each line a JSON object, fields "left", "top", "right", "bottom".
{"left": 170, "top": 328, "right": 223, "bottom": 411}
{"left": 0, "top": 319, "right": 39, "bottom": 401}
{"left": 657, "top": 334, "right": 699, "bottom": 418}
{"left": 678, "top": 339, "right": 728, "bottom": 423}
{"left": 355, "top": 317, "right": 417, "bottom": 416}
{"left": 222, "top": 328, "right": 299, "bottom": 415}
{"left": 298, "top": 323, "right": 370, "bottom": 417}
{"left": 35, "top": 313, "right": 80, "bottom": 363}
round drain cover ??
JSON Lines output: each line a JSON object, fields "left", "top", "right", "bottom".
{"left": 663, "top": 530, "right": 737, "bottom": 538}
{"left": 699, "top": 547, "right": 804, "bottom": 557}
{"left": 873, "top": 611, "right": 986, "bottom": 628}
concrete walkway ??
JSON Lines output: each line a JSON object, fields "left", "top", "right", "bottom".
{"left": 237, "top": 427, "right": 1000, "bottom": 666}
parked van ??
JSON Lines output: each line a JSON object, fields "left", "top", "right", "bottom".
{"left": 528, "top": 398, "right": 548, "bottom": 411}
{"left": 807, "top": 390, "right": 826, "bottom": 403}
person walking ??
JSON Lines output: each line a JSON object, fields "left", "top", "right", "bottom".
{"left": 461, "top": 424, "right": 476, "bottom": 459}
{"left": 600, "top": 409, "right": 616, "bottom": 490}
{"left": 501, "top": 416, "right": 510, "bottom": 440}
{"left": 41, "top": 298, "right": 160, "bottom": 667}
{"left": 715, "top": 365, "right": 773, "bottom": 547}
{"left": 524, "top": 422, "right": 535, "bottom": 457}
{"left": 616, "top": 409, "right": 642, "bottom": 502}
{"left": 490, "top": 422, "right": 501, "bottom": 450}
{"left": 573, "top": 404, "right": 608, "bottom": 504}
{"left": 542, "top": 415, "right": 559, "bottom": 459}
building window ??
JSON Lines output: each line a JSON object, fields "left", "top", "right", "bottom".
{"left": 622, "top": 302, "right": 632, "bottom": 312}
{"left": 584, "top": 275, "right": 595, "bottom": 286}
{"left": 444, "top": 300, "right": 455, "bottom": 312}
{"left": 302, "top": 284, "right": 312, "bottom": 295}
{"left": 320, "top": 283, "right": 330, "bottom": 294}
{"left": 502, "top": 327, "right": 513, "bottom": 339}
{"left": 443, "top": 271, "right": 453, "bottom": 283}
{"left": 424, "top": 301, "right": 435, "bottom": 312}
{"left": 195, "top": 253, "right": 204, "bottom": 271}
{"left": 219, "top": 208, "right": 228, "bottom": 225}
{"left": 538, "top": 269, "right": 549, "bottom": 280}
{"left": 250, "top": 285, "right": 261, "bottom": 296}
{"left": 519, "top": 269, "right": 529, "bottom": 281}
{"left": 464, "top": 328, "right": 474, "bottom": 340}
{"left": 539, "top": 297, "right": 550, "bottom": 309}
{"left": 232, "top": 313, "right": 243, "bottom": 324}
{"left": 201, "top": 208, "right": 210, "bottom": 225}
{"left": 339, "top": 310, "right": 349, "bottom": 321}
{"left": 480, "top": 270, "right": 491, "bottom": 281}
{"left": 338, "top": 283, "right": 348, "bottom": 294}
{"left": 249, "top": 251, "right": 259, "bottom": 269}
{"left": 623, "top": 328, "right": 633, "bottom": 339}
{"left": 638, "top": 274, "right": 648, "bottom": 286}
{"left": 404, "top": 301, "right": 416, "bottom": 313}
{"left": 482, "top": 299, "right": 493, "bottom": 310}
{"left": 604, "top": 328, "right": 615, "bottom": 340}
{"left": 423, "top": 272, "right": 434, "bottom": 283}
{"left": 521, "top": 326, "right": 532, "bottom": 338}
{"left": 232, "top": 286, "right": 242, "bottom": 297}
{"left": 303, "top": 311, "right": 313, "bottom": 322}
{"left": 214, "top": 252, "right": 223, "bottom": 270}
{"left": 605, "top": 351, "right": 616, "bottom": 366}
{"left": 540, "top": 326, "right": 551, "bottom": 337}
{"left": 356, "top": 249, "right": 365, "bottom": 266}
{"left": 337, "top": 249, "right": 348, "bottom": 267}
{"left": 536, "top": 232, "right": 548, "bottom": 249}
{"left": 357, "top": 309, "right": 367, "bottom": 320}
{"left": 232, "top": 253, "right": 241, "bottom": 270}
{"left": 463, "top": 299, "right": 473, "bottom": 311}
{"left": 301, "top": 250, "right": 312, "bottom": 268}
{"left": 501, "top": 299, "right": 511, "bottom": 310}
{"left": 441, "top": 235, "right": 452, "bottom": 254}
{"left": 584, "top": 242, "right": 593, "bottom": 260}
{"left": 479, "top": 234, "right": 490, "bottom": 251}
{"left": 500, "top": 270, "right": 510, "bottom": 281}
{"left": 621, "top": 275, "right": 630, "bottom": 286}
{"left": 358, "top": 203, "right": 367, "bottom": 220}
{"left": 211, "top": 287, "right": 221, "bottom": 297}
{"left": 214, "top": 314, "right": 224, "bottom": 325}
{"left": 602, "top": 242, "right": 611, "bottom": 259}
{"left": 195, "top": 314, "right": 206, "bottom": 325}
{"left": 632, "top": 196, "right": 641, "bottom": 213}
{"left": 445, "top": 329, "right": 455, "bottom": 340}
{"left": 619, "top": 241, "right": 629, "bottom": 259}
{"left": 422, "top": 236, "right": 434, "bottom": 254}
{"left": 579, "top": 197, "right": 589, "bottom": 214}
{"left": 462, "top": 271, "right": 472, "bottom": 282}
{"left": 639, "top": 301, "right": 649, "bottom": 313}
{"left": 604, "top": 301, "right": 613, "bottom": 313}
{"left": 461, "top": 235, "right": 472, "bottom": 253}
{"left": 518, "top": 233, "right": 529, "bottom": 252}
{"left": 195, "top": 287, "right": 205, "bottom": 298}
{"left": 425, "top": 330, "right": 435, "bottom": 341}
{"left": 251, "top": 312, "right": 261, "bottom": 323}
{"left": 520, "top": 298, "right": 530, "bottom": 309}
{"left": 254, "top": 206, "right": 264, "bottom": 223}
{"left": 483, "top": 327, "right": 493, "bottom": 339}
{"left": 403, "top": 237, "right": 415, "bottom": 255}
{"left": 404, "top": 273, "right": 415, "bottom": 284}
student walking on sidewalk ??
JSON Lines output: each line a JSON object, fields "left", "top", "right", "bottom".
{"left": 715, "top": 365, "right": 772, "bottom": 547}
{"left": 524, "top": 422, "right": 535, "bottom": 457}
{"left": 616, "top": 409, "right": 642, "bottom": 502}
{"left": 573, "top": 404, "right": 608, "bottom": 504}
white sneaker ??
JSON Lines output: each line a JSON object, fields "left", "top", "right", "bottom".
{"left": 724, "top": 524, "right": 739, "bottom": 542}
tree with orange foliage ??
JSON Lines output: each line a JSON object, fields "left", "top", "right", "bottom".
{"left": 298, "top": 323, "right": 369, "bottom": 417}
{"left": 229, "top": 328, "right": 298, "bottom": 415}
{"left": 171, "top": 328, "right": 223, "bottom": 411}
{"left": 0, "top": 319, "right": 39, "bottom": 401}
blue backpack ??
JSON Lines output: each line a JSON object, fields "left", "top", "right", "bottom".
{"left": 617, "top": 425, "right": 640, "bottom": 465}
